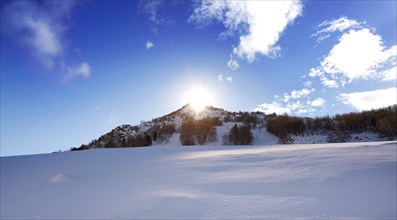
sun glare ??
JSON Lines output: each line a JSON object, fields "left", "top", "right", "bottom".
{"left": 184, "top": 87, "right": 214, "bottom": 113}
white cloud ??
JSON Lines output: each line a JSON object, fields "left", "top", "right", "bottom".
{"left": 218, "top": 74, "right": 224, "bottom": 82}
{"left": 313, "top": 16, "right": 365, "bottom": 42}
{"left": 296, "top": 108, "right": 313, "bottom": 114}
{"left": 146, "top": 41, "right": 154, "bottom": 49}
{"left": 25, "top": 19, "right": 62, "bottom": 65}
{"left": 256, "top": 86, "right": 324, "bottom": 115}
{"left": 320, "top": 76, "right": 339, "bottom": 88}
{"left": 308, "top": 98, "right": 325, "bottom": 107}
{"left": 218, "top": 74, "right": 233, "bottom": 83}
{"left": 227, "top": 58, "right": 239, "bottom": 70}
{"left": 63, "top": 62, "right": 91, "bottom": 82}
{"left": 73, "top": 62, "right": 91, "bottom": 78}
{"left": 254, "top": 99, "right": 317, "bottom": 115}
{"left": 291, "top": 88, "right": 313, "bottom": 99}
{"left": 321, "top": 29, "right": 395, "bottom": 81}
{"left": 285, "top": 100, "right": 316, "bottom": 114}
{"left": 309, "top": 25, "right": 396, "bottom": 87}
{"left": 2, "top": 1, "right": 90, "bottom": 81}
{"left": 190, "top": 0, "right": 302, "bottom": 69}
{"left": 339, "top": 87, "right": 397, "bottom": 111}
{"left": 284, "top": 88, "right": 314, "bottom": 102}
{"left": 286, "top": 100, "right": 303, "bottom": 111}
{"left": 254, "top": 102, "right": 292, "bottom": 115}
{"left": 308, "top": 67, "right": 323, "bottom": 77}
{"left": 381, "top": 66, "right": 397, "bottom": 82}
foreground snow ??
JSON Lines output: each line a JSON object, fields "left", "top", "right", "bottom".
{"left": 1, "top": 142, "right": 396, "bottom": 219}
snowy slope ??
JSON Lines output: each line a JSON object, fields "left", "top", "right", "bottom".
{"left": 1, "top": 141, "right": 396, "bottom": 219}
{"left": 74, "top": 105, "right": 392, "bottom": 152}
{"left": 80, "top": 105, "right": 280, "bottom": 149}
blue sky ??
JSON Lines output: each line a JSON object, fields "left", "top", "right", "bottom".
{"left": 1, "top": 0, "right": 396, "bottom": 156}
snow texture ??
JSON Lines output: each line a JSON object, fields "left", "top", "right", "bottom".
{"left": 1, "top": 141, "right": 396, "bottom": 219}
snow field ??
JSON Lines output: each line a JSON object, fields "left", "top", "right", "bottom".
{"left": 1, "top": 141, "right": 396, "bottom": 219}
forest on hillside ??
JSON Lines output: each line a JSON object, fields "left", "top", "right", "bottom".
{"left": 266, "top": 105, "right": 397, "bottom": 143}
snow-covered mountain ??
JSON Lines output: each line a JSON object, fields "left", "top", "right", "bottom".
{"left": 72, "top": 104, "right": 278, "bottom": 150}
{"left": 72, "top": 104, "right": 393, "bottom": 151}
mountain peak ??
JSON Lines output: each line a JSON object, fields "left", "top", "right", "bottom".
{"left": 176, "top": 104, "right": 226, "bottom": 119}
{"left": 167, "top": 104, "right": 224, "bottom": 118}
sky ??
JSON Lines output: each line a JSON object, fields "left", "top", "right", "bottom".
{"left": 1, "top": 0, "right": 396, "bottom": 156}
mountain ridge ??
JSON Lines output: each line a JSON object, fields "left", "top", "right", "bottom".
{"left": 71, "top": 104, "right": 397, "bottom": 151}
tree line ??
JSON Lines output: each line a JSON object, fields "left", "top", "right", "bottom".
{"left": 266, "top": 105, "right": 397, "bottom": 143}
{"left": 223, "top": 124, "right": 253, "bottom": 145}
{"left": 179, "top": 117, "right": 221, "bottom": 145}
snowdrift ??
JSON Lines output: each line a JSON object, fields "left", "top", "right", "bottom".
{"left": 1, "top": 142, "right": 396, "bottom": 219}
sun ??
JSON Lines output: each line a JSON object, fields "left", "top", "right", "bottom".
{"left": 184, "top": 87, "right": 214, "bottom": 113}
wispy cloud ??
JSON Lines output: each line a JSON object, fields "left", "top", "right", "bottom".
{"left": 227, "top": 58, "right": 239, "bottom": 70}
{"left": 139, "top": 0, "right": 163, "bottom": 24}
{"left": 1, "top": 0, "right": 90, "bottom": 81}
{"left": 380, "top": 66, "right": 397, "bottom": 82}
{"left": 146, "top": 41, "right": 155, "bottom": 49}
{"left": 63, "top": 62, "right": 91, "bottom": 82}
{"left": 218, "top": 74, "right": 233, "bottom": 83}
{"left": 339, "top": 87, "right": 397, "bottom": 111}
{"left": 139, "top": 0, "right": 172, "bottom": 34}
{"left": 189, "top": 0, "right": 303, "bottom": 70}
{"left": 313, "top": 16, "right": 365, "bottom": 43}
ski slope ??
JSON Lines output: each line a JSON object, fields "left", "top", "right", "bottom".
{"left": 1, "top": 142, "right": 396, "bottom": 219}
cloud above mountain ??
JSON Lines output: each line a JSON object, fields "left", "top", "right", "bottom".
{"left": 254, "top": 16, "right": 396, "bottom": 116}
{"left": 310, "top": 28, "right": 396, "bottom": 88}
{"left": 189, "top": 0, "right": 303, "bottom": 70}
{"left": 309, "top": 17, "right": 396, "bottom": 88}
